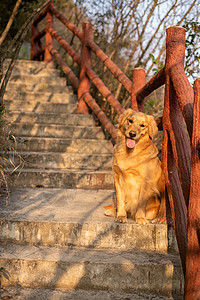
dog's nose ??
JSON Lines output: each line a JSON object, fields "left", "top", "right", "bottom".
{"left": 129, "top": 130, "right": 136, "bottom": 138}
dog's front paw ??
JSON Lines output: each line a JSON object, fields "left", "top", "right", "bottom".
{"left": 104, "top": 205, "right": 116, "bottom": 217}
{"left": 115, "top": 215, "right": 127, "bottom": 223}
{"left": 136, "top": 217, "right": 147, "bottom": 225}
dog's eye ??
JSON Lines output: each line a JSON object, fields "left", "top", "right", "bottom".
{"left": 140, "top": 124, "right": 145, "bottom": 128}
{"left": 128, "top": 119, "right": 133, "bottom": 123}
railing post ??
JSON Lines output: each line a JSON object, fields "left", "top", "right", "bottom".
{"left": 185, "top": 78, "right": 200, "bottom": 299}
{"left": 76, "top": 22, "right": 92, "bottom": 114}
{"left": 30, "top": 23, "right": 41, "bottom": 60}
{"left": 132, "top": 68, "right": 145, "bottom": 112}
{"left": 44, "top": 0, "right": 53, "bottom": 63}
{"left": 165, "top": 27, "right": 194, "bottom": 140}
{"left": 162, "top": 26, "right": 190, "bottom": 275}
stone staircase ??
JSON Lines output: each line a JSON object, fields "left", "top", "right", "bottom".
{"left": 0, "top": 60, "right": 183, "bottom": 299}
{"left": 4, "top": 60, "right": 113, "bottom": 189}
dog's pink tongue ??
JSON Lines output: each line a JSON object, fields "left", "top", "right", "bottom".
{"left": 126, "top": 138, "right": 135, "bottom": 149}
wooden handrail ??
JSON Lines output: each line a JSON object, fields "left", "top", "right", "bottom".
{"left": 87, "top": 38, "right": 132, "bottom": 94}
{"left": 49, "top": 4, "right": 83, "bottom": 40}
{"left": 47, "top": 30, "right": 117, "bottom": 139}
{"left": 48, "top": 44, "right": 79, "bottom": 89}
{"left": 33, "top": 6, "right": 47, "bottom": 25}
{"left": 136, "top": 68, "right": 165, "bottom": 105}
{"left": 49, "top": 3, "right": 132, "bottom": 95}
{"left": 48, "top": 27, "right": 81, "bottom": 66}
{"left": 86, "top": 66, "right": 124, "bottom": 115}
{"left": 83, "top": 92, "right": 117, "bottom": 141}
{"left": 47, "top": 25, "right": 124, "bottom": 116}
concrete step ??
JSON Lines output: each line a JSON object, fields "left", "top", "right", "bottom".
{"left": 8, "top": 169, "right": 114, "bottom": 189}
{"left": 7, "top": 112, "right": 95, "bottom": 126}
{"left": 7, "top": 74, "right": 66, "bottom": 85}
{"left": 5, "top": 100, "right": 76, "bottom": 113}
{"left": 0, "top": 188, "right": 178, "bottom": 253}
{"left": 3, "top": 60, "right": 57, "bottom": 77}
{"left": 4, "top": 59, "right": 56, "bottom": 69}
{"left": 5, "top": 151, "right": 112, "bottom": 170}
{"left": 9, "top": 137, "right": 113, "bottom": 154}
{"left": 0, "top": 286, "right": 183, "bottom": 300}
{"left": 0, "top": 243, "right": 183, "bottom": 296}
{"left": 4, "top": 91, "right": 76, "bottom": 102}
{"left": 6, "top": 82, "right": 69, "bottom": 93}
{"left": 5, "top": 67, "right": 61, "bottom": 76}
{"left": 8, "top": 123, "right": 105, "bottom": 139}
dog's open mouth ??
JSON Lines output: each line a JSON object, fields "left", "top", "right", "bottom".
{"left": 126, "top": 137, "right": 136, "bottom": 149}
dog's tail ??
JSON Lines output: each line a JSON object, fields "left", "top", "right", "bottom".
{"left": 104, "top": 205, "right": 116, "bottom": 217}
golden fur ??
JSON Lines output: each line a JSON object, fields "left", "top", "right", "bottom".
{"left": 105, "top": 109, "right": 165, "bottom": 225}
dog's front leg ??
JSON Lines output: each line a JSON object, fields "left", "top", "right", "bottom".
{"left": 135, "top": 206, "right": 147, "bottom": 225}
{"left": 135, "top": 189, "right": 148, "bottom": 225}
{"left": 114, "top": 172, "right": 127, "bottom": 223}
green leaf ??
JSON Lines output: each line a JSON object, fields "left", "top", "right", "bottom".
{"left": 158, "top": 64, "right": 165, "bottom": 69}
{"left": 149, "top": 54, "right": 155, "bottom": 60}
{"left": 152, "top": 68, "right": 158, "bottom": 74}
{"left": 149, "top": 100, "right": 155, "bottom": 107}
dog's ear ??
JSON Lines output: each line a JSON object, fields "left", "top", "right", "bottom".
{"left": 147, "top": 115, "right": 158, "bottom": 139}
{"left": 118, "top": 109, "right": 134, "bottom": 129}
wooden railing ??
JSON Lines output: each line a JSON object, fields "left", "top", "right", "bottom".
{"left": 31, "top": 1, "right": 200, "bottom": 298}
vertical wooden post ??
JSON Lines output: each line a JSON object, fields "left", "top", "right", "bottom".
{"left": 76, "top": 22, "right": 92, "bottom": 114}
{"left": 185, "top": 79, "right": 200, "bottom": 299}
{"left": 30, "top": 23, "right": 39, "bottom": 60}
{"left": 44, "top": 0, "right": 53, "bottom": 63}
{"left": 131, "top": 68, "right": 145, "bottom": 112}
{"left": 162, "top": 26, "right": 191, "bottom": 275}
{"left": 162, "top": 76, "right": 187, "bottom": 276}
{"left": 165, "top": 26, "right": 191, "bottom": 207}
{"left": 166, "top": 27, "right": 194, "bottom": 140}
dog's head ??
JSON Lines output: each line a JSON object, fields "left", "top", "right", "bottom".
{"left": 118, "top": 109, "right": 158, "bottom": 149}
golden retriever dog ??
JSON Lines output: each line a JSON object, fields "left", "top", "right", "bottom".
{"left": 105, "top": 109, "right": 165, "bottom": 225}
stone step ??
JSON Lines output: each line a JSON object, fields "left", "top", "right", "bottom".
{"left": 0, "top": 286, "right": 183, "bottom": 300}
{"left": 0, "top": 243, "right": 183, "bottom": 296}
{"left": 7, "top": 74, "right": 66, "bottom": 85}
{"left": 5, "top": 67, "right": 61, "bottom": 77}
{"left": 5, "top": 151, "right": 112, "bottom": 170}
{"left": 7, "top": 112, "right": 95, "bottom": 126}
{"left": 9, "top": 137, "right": 113, "bottom": 154}
{"left": 6, "top": 82, "right": 69, "bottom": 93}
{"left": 5, "top": 100, "right": 76, "bottom": 113}
{"left": 0, "top": 188, "right": 178, "bottom": 253}
{"left": 8, "top": 169, "right": 114, "bottom": 189}
{"left": 4, "top": 91, "right": 76, "bottom": 102}
{"left": 4, "top": 59, "right": 56, "bottom": 69}
{"left": 8, "top": 123, "right": 105, "bottom": 139}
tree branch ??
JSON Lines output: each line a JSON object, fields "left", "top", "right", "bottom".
{"left": 0, "top": 0, "right": 22, "bottom": 47}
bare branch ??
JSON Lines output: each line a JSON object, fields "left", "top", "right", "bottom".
{"left": 135, "top": 0, "right": 177, "bottom": 67}
{"left": 0, "top": 0, "right": 22, "bottom": 47}
{"left": 147, "top": 0, "right": 198, "bottom": 75}
{"left": 115, "top": 0, "right": 159, "bottom": 100}
{"left": 0, "top": 0, "right": 51, "bottom": 106}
